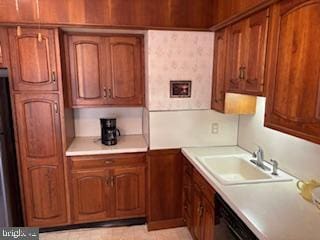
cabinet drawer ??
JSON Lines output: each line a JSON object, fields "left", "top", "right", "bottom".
{"left": 70, "top": 153, "right": 146, "bottom": 170}
{"left": 193, "top": 170, "right": 215, "bottom": 206}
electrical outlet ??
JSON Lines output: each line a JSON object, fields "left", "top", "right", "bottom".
{"left": 211, "top": 123, "right": 219, "bottom": 134}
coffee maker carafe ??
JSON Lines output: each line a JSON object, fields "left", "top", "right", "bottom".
{"left": 100, "top": 118, "right": 121, "bottom": 146}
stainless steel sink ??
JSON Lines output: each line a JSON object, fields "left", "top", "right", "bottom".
{"left": 196, "top": 155, "right": 293, "bottom": 185}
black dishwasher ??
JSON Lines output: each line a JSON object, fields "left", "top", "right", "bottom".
{"left": 215, "top": 194, "right": 259, "bottom": 240}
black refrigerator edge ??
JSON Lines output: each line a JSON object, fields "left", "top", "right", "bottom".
{"left": 0, "top": 68, "right": 23, "bottom": 226}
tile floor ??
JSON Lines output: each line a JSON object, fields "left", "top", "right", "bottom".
{"left": 39, "top": 225, "right": 193, "bottom": 240}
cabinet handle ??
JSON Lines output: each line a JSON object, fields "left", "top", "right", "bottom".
{"left": 103, "top": 87, "right": 107, "bottom": 98}
{"left": 104, "top": 160, "right": 113, "bottom": 165}
{"left": 199, "top": 205, "right": 204, "bottom": 217}
{"left": 239, "top": 67, "right": 246, "bottom": 80}
{"left": 110, "top": 176, "right": 114, "bottom": 187}
{"left": 51, "top": 71, "right": 56, "bottom": 83}
{"left": 53, "top": 103, "right": 58, "bottom": 113}
{"left": 108, "top": 88, "right": 112, "bottom": 98}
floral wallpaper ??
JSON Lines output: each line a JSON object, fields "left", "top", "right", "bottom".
{"left": 145, "top": 30, "right": 214, "bottom": 111}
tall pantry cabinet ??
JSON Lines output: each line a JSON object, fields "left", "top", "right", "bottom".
{"left": 7, "top": 28, "right": 70, "bottom": 227}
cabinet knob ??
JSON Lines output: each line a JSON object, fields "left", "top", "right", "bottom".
{"left": 103, "top": 87, "right": 107, "bottom": 98}
{"left": 108, "top": 88, "right": 112, "bottom": 98}
{"left": 104, "top": 160, "right": 113, "bottom": 165}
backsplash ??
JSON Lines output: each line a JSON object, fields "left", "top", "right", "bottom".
{"left": 74, "top": 108, "right": 143, "bottom": 137}
{"left": 238, "top": 97, "right": 320, "bottom": 180}
{"left": 145, "top": 30, "right": 214, "bottom": 111}
{"left": 149, "top": 110, "right": 238, "bottom": 150}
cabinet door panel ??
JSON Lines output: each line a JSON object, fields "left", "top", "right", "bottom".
{"left": 192, "top": 184, "right": 203, "bottom": 240}
{"left": 72, "top": 170, "right": 111, "bottom": 223}
{"left": 8, "top": 28, "right": 58, "bottom": 91}
{"left": 68, "top": 36, "right": 106, "bottom": 106}
{"left": 14, "top": 94, "right": 62, "bottom": 165}
{"left": 107, "top": 37, "right": 144, "bottom": 105}
{"left": 113, "top": 166, "right": 145, "bottom": 218}
{"left": 0, "top": 28, "right": 10, "bottom": 68}
{"left": 244, "top": 9, "right": 269, "bottom": 95}
{"left": 147, "top": 150, "right": 183, "bottom": 230}
{"left": 212, "top": 28, "right": 227, "bottom": 112}
{"left": 265, "top": 0, "right": 320, "bottom": 144}
{"left": 14, "top": 93, "right": 67, "bottom": 226}
{"left": 225, "top": 21, "right": 246, "bottom": 92}
{"left": 202, "top": 198, "right": 214, "bottom": 240}
{"left": 27, "top": 166, "right": 66, "bottom": 222}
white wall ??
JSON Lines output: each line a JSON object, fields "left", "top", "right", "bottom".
{"left": 74, "top": 108, "right": 143, "bottom": 137}
{"left": 149, "top": 110, "right": 239, "bottom": 150}
{"left": 145, "top": 30, "right": 214, "bottom": 111}
{"left": 238, "top": 97, "right": 320, "bottom": 180}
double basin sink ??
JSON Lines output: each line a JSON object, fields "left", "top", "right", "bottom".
{"left": 196, "top": 154, "right": 293, "bottom": 185}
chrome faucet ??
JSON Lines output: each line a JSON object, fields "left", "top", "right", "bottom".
{"left": 250, "top": 146, "right": 270, "bottom": 171}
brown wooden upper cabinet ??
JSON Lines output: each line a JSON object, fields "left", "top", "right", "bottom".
{"left": 265, "top": 0, "right": 320, "bottom": 145}
{"left": 8, "top": 28, "right": 60, "bottom": 91}
{"left": 213, "top": 0, "right": 269, "bottom": 25}
{"left": 67, "top": 35, "right": 107, "bottom": 106}
{"left": 225, "top": 9, "right": 269, "bottom": 96}
{"left": 107, "top": 37, "right": 144, "bottom": 106}
{"left": 14, "top": 93, "right": 68, "bottom": 227}
{"left": 211, "top": 28, "right": 228, "bottom": 112}
{"left": 65, "top": 34, "right": 144, "bottom": 107}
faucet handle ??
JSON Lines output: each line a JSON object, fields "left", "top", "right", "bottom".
{"left": 270, "top": 159, "right": 279, "bottom": 176}
{"left": 252, "top": 151, "right": 257, "bottom": 158}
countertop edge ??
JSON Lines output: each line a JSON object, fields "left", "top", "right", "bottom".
{"left": 65, "top": 147, "right": 148, "bottom": 157}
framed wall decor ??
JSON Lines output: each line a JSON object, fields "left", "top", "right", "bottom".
{"left": 170, "top": 80, "right": 192, "bottom": 98}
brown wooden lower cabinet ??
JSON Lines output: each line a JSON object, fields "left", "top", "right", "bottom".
{"left": 113, "top": 166, "right": 146, "bottom": 218}
{"left": 71, "top": 169, "right": 112, "bottom": 223}
{"left": 69, "top": 153, "right": 146, "bottom": 224}
{"left": 183, "top": 156, "right": 215, "bottom": 240}
{"left": 147, "top": 149, "right": 184, "bottom": 230}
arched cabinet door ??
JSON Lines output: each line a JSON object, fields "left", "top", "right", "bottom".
{"left": 24, "top": 165, "right": 67, "bottom": 227}
{"left": 106, "top": 37, "right": 144, "bottom": 106}
{"left": 67, "top": 35, "right": 107, "bottom": 106}
{"left": 265, "top": 0, "right": 320, "bottom": 144}
{"left": 225, "top": 20, "right": 247, "bottom": 93}
{"left": 14, "top": 93, "right": 67, "bottom": 227}
{"left": 112, "top": 166, "right": 145, "bottom": 218}
{"left": 14, "top": 94, "right": 63, "bottom": 166}
{"left": 8, "top": 28, "right": 59, "bottom": 91}
{"left": 71, "top": 169, "right": 112, "bottom": 223}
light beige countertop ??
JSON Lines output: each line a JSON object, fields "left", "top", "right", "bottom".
{"left": 66, "top": 135, "right": 148, "bottom": 156}
{"left": 182, "top": 146, "right": 320, "bottom": 240}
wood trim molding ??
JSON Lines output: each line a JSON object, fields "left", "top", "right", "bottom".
{"left": 211, "top": 0, "right": 279, "bottom": 31}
